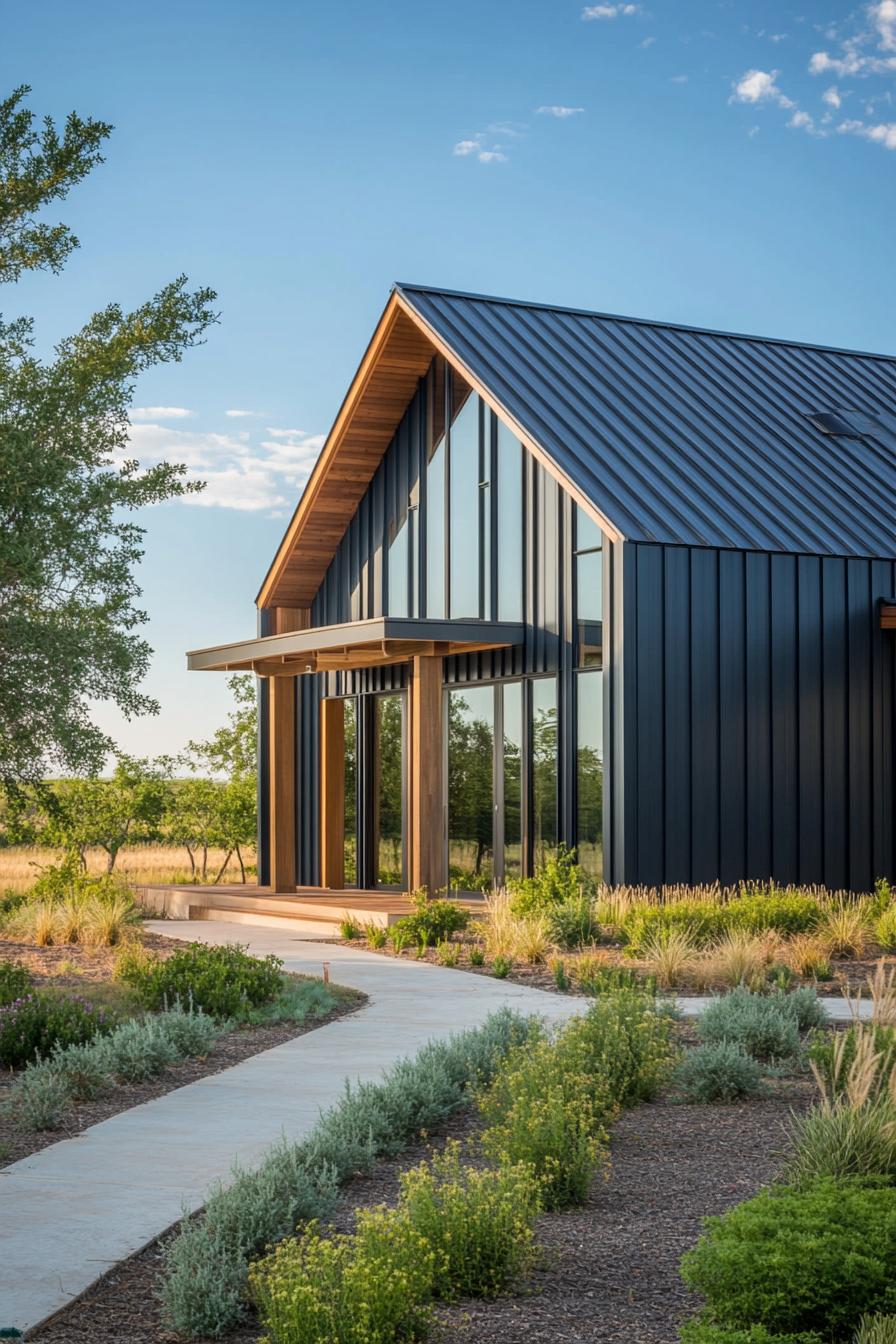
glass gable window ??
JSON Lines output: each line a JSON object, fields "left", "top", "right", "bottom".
{"left": 531, "top": 677, "right": 558, "bottom": 869}
{"left": 576, "top": 671, "right": 603, "bottom": 880}
{"left": 426, "top": 361, "right": 446, "bottom": 618}
{"left": 497, "top": 421, "right": 523, "bottom": 622}
{"left": 449, "top": 375, "right": 481, "bottom": 619}
{"left": 575, "top": 505, "right": 602, "bottom": 667}
{"left": 388, "top": 506, "right": 409, "bottom": 617}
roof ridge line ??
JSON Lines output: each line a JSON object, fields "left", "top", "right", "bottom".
{"left": 394, "top": 281, "right": 896, "bottom": 366}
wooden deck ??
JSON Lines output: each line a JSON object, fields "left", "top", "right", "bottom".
{"left": 133, "top": 882, "right": 485, "bottom": 931}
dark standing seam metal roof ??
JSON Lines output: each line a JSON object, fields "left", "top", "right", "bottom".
{"left": 397, "top": 283, "right": 896, "bottom": 559}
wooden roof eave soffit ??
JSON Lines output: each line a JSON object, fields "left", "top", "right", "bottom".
{"left": 257, "top": 288, "right": 622, "bottom": 612}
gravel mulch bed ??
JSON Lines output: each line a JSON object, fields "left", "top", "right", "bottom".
{"left": 0, "top": 929, "right": 186, "bottom": 984}
{"left": 29, "top": 1053, "right": 813, "bottom": 1344}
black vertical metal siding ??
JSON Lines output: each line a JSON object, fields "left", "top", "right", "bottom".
{"left": 618, "top": 541, "right": 896, "bottom": 891}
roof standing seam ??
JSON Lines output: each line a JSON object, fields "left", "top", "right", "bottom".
{"left": 398, "top": 285, "right": 896, "bottom": 559}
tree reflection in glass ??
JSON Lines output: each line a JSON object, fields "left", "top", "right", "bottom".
{"left": 532, "top": 678, "right": 558, "bottom": 871}
{"left": 447, "top": 686, "right": 494, "bottom": 891}
{"left": 375, "top": 694, "right": 404, "bottom": 885}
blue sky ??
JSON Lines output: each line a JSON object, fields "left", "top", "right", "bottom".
{"left": 3, "top": 0, "right": 895, "bottom": 759}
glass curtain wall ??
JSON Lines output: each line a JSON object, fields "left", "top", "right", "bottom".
{"left": 448, "top": 373, "right": 481, "bottom": 619}
{"left": 447, "top": 686, "right": 494, "bottom": 890}
{"left": 343, "top": 697, "right": 358, "bottom": 885}
{"left": 502, "top": 681, "right": 523, "bottom": 880}
{"left": 576, "top": 672, "right": 603, "bottom": 880}
{"left": 374, "top": 693, "right": 405, "bottom": 886}
{"left": 531, "top": 677, "right": 558, "bottom": 869}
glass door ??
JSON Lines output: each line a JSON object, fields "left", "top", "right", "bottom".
{"left": 447, "top": 686, "right": 495, "bottom": 891}
{"left": 373, "top": 692, "right": 406, "bottom": 887}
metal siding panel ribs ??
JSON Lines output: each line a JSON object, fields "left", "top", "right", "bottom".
{"left": 398, "top": 285, "right": 896, "bottom": 560}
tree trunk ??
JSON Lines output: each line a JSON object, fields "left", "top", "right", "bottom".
{"left": 200, "top": 845, "right": 208, "bottom": 881}
{"left": 235, "top": 844, "right": 246, "bottom": 884}
{"left": 211, "top": 849, "right": 233, "bottom": 885}
{"left": 185, "top": 846, "right": 196, "bottom": 878}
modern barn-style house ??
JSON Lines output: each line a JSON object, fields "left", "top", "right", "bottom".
{"left": 188, "top": 284, "right": 896, "bottom": 905}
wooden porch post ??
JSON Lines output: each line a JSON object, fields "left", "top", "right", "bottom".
{"left": 266, "top": 606, "right": 307, "bottom": 892}
{"left": 268, "top": 676, "right": 296, "bottom": 892}
{"left": 409, "top": 655, "right": 447, "bottom": 895}
{"left": 320, "top": 698, "right": 345, "bottom": 888}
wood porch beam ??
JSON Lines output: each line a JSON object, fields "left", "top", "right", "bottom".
{"left": 409, "top": 654, "right": 446, "bottom": 896}
{"left": 320, "top": 698, "right": 345, "bottom": 889}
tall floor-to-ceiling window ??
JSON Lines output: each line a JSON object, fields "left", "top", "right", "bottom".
{"left": 447, "top": 685, "right": 495, "bottom": 890}
{"left": 531, "top": 677, "right": 558, "bottom": 868}
{"left": 576, "top": 672, "right": 603, "bottom": 880}
{"left": 448, "top": 374, "right": 481, "bottom": 619}
{"left": 343, "top": 697, "right": 358, "bottom": 885}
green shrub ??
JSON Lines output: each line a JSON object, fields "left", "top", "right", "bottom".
{"left": 339, "top": 918, "right": 360, "bottom": 940}
{"left": 674, "top": 1043, "right": 764, "bottom": 1103}
{"left": 508, "top": 845, "right": 585, "bottom": 917}
{"left": 250, "top": 1208, "right": 435, "bottom": 1344}
{"left": 855, "top": 1316, "right": 896, "bottom": 1344}
{"left": 573, "top": 957, "right": 655, "bottom": 997}
{"left": 398, "top": 1140, "right": 540, "bottom": 1298}
{"left": 551, "top": 956, "right": 570, "bottom": 991}
{"left": 118, "top": 941, "right": 283, "bottom": 1019}
{"left": 724, "top": 890, "right": 822, "bottom": 938}
{"left": 549, "top": 892, "right": 601, "bottom": 949}
{"left": 774, "top": 986, "right": 826, "bottom": 1032}
{"left": 0, "top": 992, "right": 112, "bottom": 1068}
{"left": 624, "top": 901, "right": 726, "bottom": 955}
{"left": 0, "top": 960, "right": 30, "bottom": 1005}
{"left": 239, "top": 976, "right": 338, "bottom": 1027}
{"left": 435, "top": 940, "right": 459, "bottom": 967}
{"left": 556, "top": 990, "right": 677, "bottom": 1108}
{"left": 389, "top": 926, "right": 413, "bottom": 953}
{"left": 8, "top": 1063, "right": 73, "bottom": 1129}
{"left": 389, "top": 891, "right": 469, "bottom": 949}
{"left": 679, "top": 1324, "right": 823, "bottom": 1344}
{"left": 876, "top": 909, "right": 896, "bottom": 953}
{"left": 469, "top": 944, "right": 485, "bottom": 966}
{"left": 160, "top": 1009, "right": 536, "bottom": 1338}
{"left": 680, "top": 1178, "right": 896, "bottom": 1337}
{"left": 492, "top": 955, "right": 510, "bottom": 978}
{"left": 785, "top": 1100, "right": 896, "bottom": 1185}
{"left": 698, "top": 988, "right": 801, "bottom": 1061}
{"left": 479, "top": 1043, "right": 607, "bottom": 1210}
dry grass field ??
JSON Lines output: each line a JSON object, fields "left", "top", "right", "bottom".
{"left": 0, "top": 844, "right": 256, "bottom": 893}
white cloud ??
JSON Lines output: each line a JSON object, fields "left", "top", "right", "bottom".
{"left": 670, "top": 74, "right": 689, "bottom": 83}
{"left": 453, "top": 139, "right": 480, "bottom": 156}
{"left": 131, "top": 406, "right": 194, "bottom": 421}
{"left": 789, "top": 108, "right": 816, "bottom": 131}
{"left": 582, "top": 3, "right": 638, "bottom": 18}
{"left": 123, "top": 421, "right": 325, "bottom": 513}
{"left": 639, "top": 35, "right": 656, "bottom": 47}
{"left": 748, "top": 125, "right": 761, "bottom": 137}
{"left": 224, "top": 408, "right": 265, "bottom": 418}
{"left": 873, "top": 0, "right": 896, "bottom": 50}
{"left": 730, "top": 68, "right": 795, "bottom": 108}
{"left": 769, "top": 33, "right": 788, "bottom": 43}
{"left": 536, "top": 105, "right": 585, "bottom": 117}
{"left": 809, "top": 47, "right": 866, "bottom": 76}
{"left": 839, "top": 116, "right": 896, "bottom": 147}
{"left": 477, "top": 150, "right": 508, "bottom": 163}
{"left": 822, "top": 84, "right": 842, "bottom": 107}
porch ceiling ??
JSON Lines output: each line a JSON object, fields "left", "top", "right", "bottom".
{"left": 187, "top": 617, "right": 525, "bottom": 675}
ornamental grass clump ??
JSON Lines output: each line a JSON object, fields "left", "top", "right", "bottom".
{"left": 398, "top": 1140, "right": 540, "bottom": 1298}
{"left": 639, "top": 927, "right": 698, "bottom": 988}
{"left": 818, "top": 898, "right": 872, "bottom": 959}
{"left": 674, "top": 1042, "right": 764, "bottom": 1104}
{"left": 249, "top": 1209, "right": 436, "bottom": 1344}
{"left": 548, "top": 892, "right": 601, "bottom": 949}
{"left": 697, "top": 988, "right": 801, "bottom": 1062}
{"left": 855, "top": 1317, "right": 896, "bottom": 1344}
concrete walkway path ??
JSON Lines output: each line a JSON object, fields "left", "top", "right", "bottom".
{"left": 0, "top": 918, "right": 870, "bottom": 1334}
{"left": 0, "top": 920, "right": 584, "bottom": 1335}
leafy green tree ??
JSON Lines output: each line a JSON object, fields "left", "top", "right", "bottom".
{"left": 173, "top": 676, "right": 258, "bottom": 883}
{"left": 46, "top": 755, "right": 172, "bottom": 871}
{"left": 0, "top": 85, "right": 217, "bottom": 784}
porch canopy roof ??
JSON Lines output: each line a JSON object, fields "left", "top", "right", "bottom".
{"left": 187, "top": 616, "right": 525, "bottom": 676}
